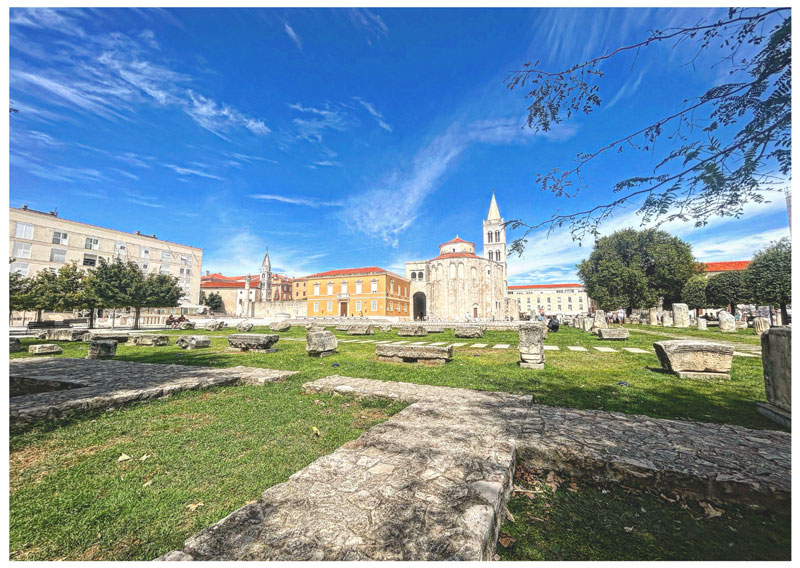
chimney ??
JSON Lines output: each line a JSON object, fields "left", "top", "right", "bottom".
{"left": 151, "top": 234, "right": 156, "bottom": 238}
{"left": 49, "top": 210, "right": 58, "bottom": 217}
{"left": 21, "top": 205, "right": 28, "bottom": 210}
{"left": 206, "top": 270, "right": 210, "bottom": 276}
{"left": 135, "top": 230, "right": 141, "bottom": 235}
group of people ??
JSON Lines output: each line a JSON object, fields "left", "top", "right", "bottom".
{"left": 166, "top": 314, "right": 188, "bottom": 329}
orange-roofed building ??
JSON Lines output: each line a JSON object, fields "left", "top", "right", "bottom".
{"left": 702, "top": 260, "right": 751, "bottom": 277}
{"left": 302, "top": 267, "right": 410, "bottom": 320}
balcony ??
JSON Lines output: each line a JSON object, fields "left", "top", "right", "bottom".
{"left": 337, "top": 293, "right": 350, "bottom": 300}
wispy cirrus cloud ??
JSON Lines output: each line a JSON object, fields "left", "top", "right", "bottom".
{"left": 354, "top": 97, "right": 392, "bottom": 132}
{"left": 288, "top": 102, "right": 353, "bottom": 143}
{"left": 284, "top": 22, "right": 302, "bottom": 51}
{"left": 347, "top": 8, "right": 388, "bottom": 45}
{"left": 250, "top": 193, "right": 343, "bottom": 207}
{"left": 185, "top": 91, "right": 270, "bottom": 138}
{"left": 164, "top": 163, "right": 223, "bottom": 180}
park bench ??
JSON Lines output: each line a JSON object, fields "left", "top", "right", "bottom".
{"left": 26, "top": 321, "right": 70, "bottom": 332}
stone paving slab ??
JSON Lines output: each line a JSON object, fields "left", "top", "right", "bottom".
{"left": 567, "top": 346, "right": 588, "bottom": 351}
{"left": 734, "top": 351, "right": 761, "bottom": 358}
{"left": 492, "top": 344, "right": 511, "bottom": 349}
{"left": 392, "top": 341, "right": 410, "bottom": 345}
{"left": 375, "top": 341, "right": 394, "bottom": 344}
{"left": 162, "top": 376, "right": 790, "bottom": 561}
{"left": 9, "top": 358, "right": 297, "bottom": 427}
{"left": 471, "top": 344, "right": 487, "bottom": 348}
{"left": 449, "top": 343, "right": 467, "bottom": 347}
{"left": 543, "top": 345, "right": 559, "bottom": 351}
{"left": 427, "top": 342, "right": 447, "bottom": 346}
{"left": 408, "top": 341, "right": 429, "bottom": 345}
{"left": 623, "top": 347, "right": 651, "bottom": 354}
{"left": 593, "top": 346, "right": 618, "bottom": 353}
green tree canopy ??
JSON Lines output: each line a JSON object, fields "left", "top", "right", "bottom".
{"left": 744, "top": 237, "right": 791, "bottom": 322}
{"left": 706, "top": 271, "right": 748, "bottom": 312}
{"left": 681, "top": 276, "right": 708, "bottom": 310}
{"left": 25, "top": 269, "right": 60, "bottom": 321}
{"left": 577, "top": 228, "right": 700, "bottom": 312}
{"left": 205, "top": 292, "right": 223, "bottom": 311}
{"left": 55, "top": 263, "right": 100, "bottom": 328}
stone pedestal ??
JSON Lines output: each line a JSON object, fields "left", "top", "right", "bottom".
{"left": 87, "top": 339, "right": 117, "bottom": 359}
{"left": 697, "top": 318, "right": 707, "bottom": 331}
{"left": 269, "top": 321, "right": 291, "bottom": 332}
{"left": 648, "top": 307, "right": 659, "bottom": 326}
{"left": 672, "top": 303, "right": 690, "bottom": 328}
{"left": 661, "top": 313, "right": 673, "bottom": 327}
{"left": 718, "top": 311, "right": 736, "bottom": 332}
{"left": 29, "top": 343, "right": 63, "bottom": 355}
{"left": 227, "top": 333, "right": 280, "bottom": 352}
{"left": 518, "top": 323, "right": 545, "bottom": 370}
{"left": 757, "top": 327, "right": 791, "bottom": 428}
{"left": 176, "top": 335, "right": 211, "bottom": 350}
{"left": 347, "top": 324, "right": 375, "bottom": 336}
{"left": 753, "top": 317, "right": 770, "bottom": 336}
{"left": 454, "top": 326, "right": 484, "bottom": 339}
{"left": 653, "top": 340, "right": 733, "bottom": 379}
{"left": 306, "top": 331, "right": 338, "bottom": 358}
{"left": 132, "top": 334, "right": 170, "bottom": 346}
{"left": 83, "top": 331, "right": 130, "bottom": 343}
{"left": 398, "top": 325, "right": 428, "bottom": 337}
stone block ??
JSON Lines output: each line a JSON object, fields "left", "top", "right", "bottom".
{"left": 335, "top": 324, "right": 351, "bottom": 331}
{"left": 397, "top": 325, "right": 428, "bottom": 337}
{"left": 597, "top": 328, "right": 630, "bottom": 340}
{"left": 661, "top": 313, "right": 673, "bottom": 327}
{"left": 179, "top": 322, "right": 196, "bottom": 330}
{"left": 518, "top": 323, "right": 545, "bottom": 370}
{"left": 228, "top": 333, "right": 280, "bottom": 352}
{"left": 454, "top": 326, "right": 484, "bottom": 338}
{"left": 82, "top": 331, "right": 130, "bottom": 343}
{"left": 672, "top": 303, "right": 690, "bottom": 327}
{"left": 375, "top": 343, "right": 453, "bottom": 365}
{"left": 176, "top": 335, "right": 211, "bottom": 350}
{"left": 87, "top": 339, "right": 117, "bottom": 359}
{"left": 378, "top": 324, "right": 393, "bottom": 333}
{"left": 306, "top": 331, "right": 338, "bottom": 357}
{"left": 237, "top": 322, "right": 254, "bottom": 332}
{"left": 759, "top": 327, "right": 791, "bottom": 420}
{"left": 269, "top": 321, "right": 291, "bottom": 332}
{"left": 753, "top": 317, "right": 770, "bottom": 335}
{"left": 591, "top": 310, "right": 608, "bottom": 332}
{"left": 10, "top": 337, "right": 22, "bottom": 352}
{"left": 718, "top": 311, "right": 736, "bottom": 332}
{"left": 29, "top": 343, "right": 63, "bottom": 355}
{"left": 653, "top": 340, "right": 733, "bottom": 379}
{"left": 46, "top": 328, "right": 86, "bottom": 342}
{"left": 131, "top": 334, "right": 170, "bottom": 346}
{"left": 204, "top": 320, "right": 226, "bottom": 331}
{"left": 347, "top": 324, "right": 375, "bottom": 335}
{"left": 427, "top": 326, "right": 445, "bottom": 333}
{"left": 697, "top": 318, "right": 707, "bottom": 330}
{"left": 648, "top": 307, "right": 659, "bottom": 326}
{"left": 581, "top": 317, "right": 594, "bottom": 332}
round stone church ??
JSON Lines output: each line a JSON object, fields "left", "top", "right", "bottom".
{"left": 405, "top": 192, "right": 517, "bottom": 321}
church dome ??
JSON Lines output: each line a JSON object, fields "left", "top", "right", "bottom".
{"left": 438, "top": 236, "right": 475, "bottom": 255}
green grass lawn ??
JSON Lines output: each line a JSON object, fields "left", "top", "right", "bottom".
{"left": 498, "top": 463, "right": 790, "bottom": 561}
{"left": 626, "top": 323, "right": 763, "bottom": 345}
{"left": 9, "top": 324, "right": 785, "bottom": 560}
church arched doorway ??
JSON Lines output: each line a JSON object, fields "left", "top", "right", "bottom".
{"left": 413, "top": 292, "right": 426, "bottom": 321}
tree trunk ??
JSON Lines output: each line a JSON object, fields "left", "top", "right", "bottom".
{"left": 111, "top": 309, "right": 116, "bottom": 329}
{"left": 37, "top": 308, "right": 43, "bottom": 322}
{"left": 134, "top": 307, "right": 141, "bottom": 330}
{"left": 780, "top": 303, "right": 788, "bottom": 325}
{"left": 89, "top": 308, "right": 95, "bottom": 330}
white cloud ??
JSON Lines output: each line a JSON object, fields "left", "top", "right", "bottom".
{"left": 347, "top": 8, "right": 388, "bottom": 41}
{"left": 185, "top": 91, "right": 270, "bottom": 138}
{"left": 250, "top": 193, "right": 343, "bottom": 207}
{"left": 355, "top": 97, "right": 392, "bottom": 132}
{"left": 288, "top": 102, "right": 352, "bottom": 143}
{"left": 284, "top": 22, "right": 302, "bottom": 51}
{"left": 164, "top": 163, "right": 223, "bottom": 180}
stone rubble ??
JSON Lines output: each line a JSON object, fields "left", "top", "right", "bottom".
{"left": 653, "top": 340, "right": 734, "bottom": 379}
{"left": 82, "top": 331, "right": 130, "bottom": 343}
{"left": 176, "top": 335, "right": 212, "bottom": 350}
{"left": 347, "top": 324, "right": 375, "bottom": 336}
{"left": 306, "top": 331, "right": 338, "bottom": 358}
{"left": 597, "top": 328, "right": 630, "bottom": 340}
{"left": 753, "top": 317, "right": 770, "bottom": 336}
{"left": 718, "top": 311, "right": 737, "bottom": 333}
{"left": 131, "top": 334, "right": 171, "bottom": 346}
{"left": 29, "top": 344, "right": 63, "bottom": 355}
{"left": 269, "top": 321, "right": 291, "bottom": 332}
{"left": 397, "top": 324, "right": 428, "bottom": 337}
{"left": 661, "top": 313, "right": 674, "bottom": 327}
{"left": 375, "top": 343, "right": 453, "bottom": 365}
{"left": 204, "top": 320, "right": 227, "bottom": 331}
{"left": 227, "top": 334, "right": 280, "bottom": 352}
{"left": 179, "top": 322, "right": 196, "bottom": 330}
{"left": 10, "top": 337, "right": 22, "bottom": 353}
{"left": 86, "top": 339, "right": 117, "bottom": 360}
{"left": 237, "top": 321, "right": 255, "bottom": 332}
{"left": 454, "top": 326, "right": 485, "bottom": 339}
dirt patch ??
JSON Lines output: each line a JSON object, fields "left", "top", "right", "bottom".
{"left": 352, "top": 408, "right": 389, "bottom": 429}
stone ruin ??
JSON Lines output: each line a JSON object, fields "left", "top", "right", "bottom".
{"left": 83, "top": 331, "right": 130, "bottom": 343}
{"left": 269, "top": 321, "right": 291, "bottom": 332}
{"left": 597, "top": 328, "right": 630, "bottom": 340}
{"left": 237, "top": 321, "right": 254, "bottom": 332}
{"left": 10, "top": 337, "right": 22, "bottom": 353}
{"left": 648, "top": 307, "right": 659, "bottom": 326}
{"left": 718, "top": 310, "right": 737, "bottom": 332}
{"left": 653, "top": 340, "right": 734, "bottom": 380}
{"left": 131, "top": 334, "right": 170, "bottom": 346}
{"left": 697, "top": 318, "right": 708, "bottom": 330}
{"left": 757, "top": 326, "right": 791, "bottom": 427}
{"left": 590, "top": 310, "right": 608, "bottom": 334}
{"left": 176, "top": 335, "right": 211, "bottom": 350}
{"left": 518, "top": 323, "right": 545, "bottom": 370}
{"left": 398, "top": 324, "right": 428, "bottom": 337}
{"left": 179, "top": 321, "right": 196, "bottom": 330}
{"left": 29, "top": 344, "right": 62, "bottom": 355}
{"left": 205, "top": 320, "right": 226, "bottom": 331}
{"left": 306, "top": 331, "right": 338, "bottom": 358}
{"left": 375, "top": 343, "right": 453, "bottom": 366}
{"left": 227, "top": 333, "right": 280, "bottom": 353}
{"left": 41, "top": 328, "right": 86, "bottom": 342}
{"left": 672, "top": 303, "right": 690, "bottom": 328}
{"left": 661, "top": 313, "right": 674, "bottom": 327}
{"left": 86, "top": 339, "right": 117, "bottom": 360}
{"left": 347, "top": 324, "right": 375, "bottom": 336}
{"left": 753, "top": 317, "right": 770, "bottom": 335}
{"left": 454, "top": 326, "right": 484, "bottom": 339}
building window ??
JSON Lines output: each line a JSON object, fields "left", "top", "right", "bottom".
{"left": 390, "top": 280, "right": 394, "bottom": 294}
{"left": 161, "top": 251, "right": 171, "bottom": 262}
{"left": 371, "top": 300, "right": 378, "bottom": 311}
{"left": 15, "top": 222, "right": 34, "bottom": 240}
{"left": 370, "top": 280, "right": 378, "bottom": 293}
{"left": 180, "top": 254, "right": 190, "bottom": 265}
{"left": 10, "top": 262, "right": 29, "bottom": 275}
{"left": 487, "top": 231, "right": 493, "bottom": 243}
{"left": 389, "top": 300, "right": 393, "bottom": 311}
{"left": 83, "top": 254, "right": 98, "bottom": 267}
{"left": 52, "top": 231, "right": 68, "bottom": 245}
{"left": 326, "top": 301, "right": 332, "bottom": 312}
{"left": 327, "top": 282, "right": 334, "bottom": 295}
{"left": 341, "top": 281, "right": 347, "bottom": 294}
{"left": 160, "top": 265, "right": 170, "bottom": 275}
{"left": 489, "top": 251, "right": 494, "bottom": 261}
{"left": 83, "top": 237, "right": 99, "bottom": 250}
{"left": 50, "top": 248, "right": 66, "bottom": 263}
{"left": 313, "top": 283, "right": 320, "bottom": 295}
{"left": 355, "top": 280, "right": 363, "bottom": 294}
{"left": 411, "top": 272, "right": 416, "bottom": 280}
{"left": 495, "top": 230, "right": 500, "bottom": 242}
{"left": 313, "top": 301, "right": 319, "bottom": 313}
{"left": 12, "top": 242, "right": 31, "bottom": 259}
{"left": 114, "top": 241, "right": 127, "bottom": 256}
{"left": 139, "top": 263, "right": 149, "bottom": 272}
{"left": 140, "top": 246, "right": 150, "bottom": 258}
{"left": 355, "top": 300, "right": 362, "bottom": 312}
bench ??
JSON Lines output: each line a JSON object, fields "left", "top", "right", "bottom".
{"left": 62, "top": 318, "right": 89, "bottom": 326}
{"left": 26, "top": 321, "right": 70, "bottom": 331}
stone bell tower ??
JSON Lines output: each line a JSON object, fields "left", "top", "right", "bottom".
{"left": 482, "top": 189, "right": 507, "bottom": 284}
{"left": 260, "top": 248, "right": 272, "bottom": 302}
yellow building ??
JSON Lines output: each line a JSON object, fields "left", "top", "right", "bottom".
{"left": 9, "top": 205, "right": 203, "bottom": 303}
{"left": 304, "top": 266, "right": 410, "bottom": 320}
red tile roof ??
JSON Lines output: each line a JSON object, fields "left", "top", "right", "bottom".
{"left": 439, "top": 236, "right": 475, "bottom": 249}
{"left": 303, "top": 266, "right": 407, "bottom": 280}
{"left": 508, "top": 283, "right": 584, "bottom": 289}
{"left": 202, "top": 276, "right": 261, "bottom": 289}
{"left": 703, "top": 261, "right": 750, "bottom": 272}
{"left": 430, "top": 252, "right": 482, "bottom": 261}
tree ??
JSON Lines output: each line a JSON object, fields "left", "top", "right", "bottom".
{"left": 199, "top": 290, "right": 207, "bottom": 305}
{"left": 135, "top": 273, "right": 183, "bottom": 330}
{"left": 54, "top": 263, "right": 100, "bottom": 329}
{"left": 88, "top": 258, "right": 141, "bottom": 329}
{"left": 681, "top": 276, "right": 708, "bottom": 311}
{"left": 205, "top": 292, "right": 223, "bottom": 311}
{"left": 9, "top": 269, "right": 31, "bottom": 322}
{"left": 744, "top": 237, "right": 791, "bottom": 322}
{"left": 577, "top": 228, "right": 700, "bottom": 312}
{"left": 505, "top": 8, "right": 790, "bottom": 250}
{"left": 25, "top": 269, "right": 60, "bottom": 322}
{"left": 706, "top": 271, "right": 748, "bottom": 312}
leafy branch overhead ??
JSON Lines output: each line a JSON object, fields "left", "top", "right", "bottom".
{"left": 505, "top": 7, "right": 790, "bottom": 251}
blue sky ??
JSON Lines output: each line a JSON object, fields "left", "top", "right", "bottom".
{"left": 10, "top": 7, "right": 791, "bottom": 283}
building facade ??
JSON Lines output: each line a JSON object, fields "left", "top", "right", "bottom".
{"left": 405, "top": 192, "right": 516, "bottom": 321}
{"left": 507, "top": 283, "right": 592, "bottom": 317}
{"left": 9, "top": 205, "right": 202, "bottom": 303}
{"left": 304, "top": 267, "right": 410, "bottom": 320}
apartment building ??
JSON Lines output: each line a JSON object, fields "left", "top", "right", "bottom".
{"left": 9, "top": 206, "right": 203, "bottom": 303}
{"left": 507, "top": 283, "right": 592, "bottom": 317}
{"left": 304, "top": 266, "right": 410, "bottom": 320}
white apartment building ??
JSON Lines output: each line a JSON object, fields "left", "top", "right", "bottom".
{"left": 507, "top": 283, "right": 593, "bottom": 317}
{"left": 9, "top": 206, "right": 203, "bottom": 304}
